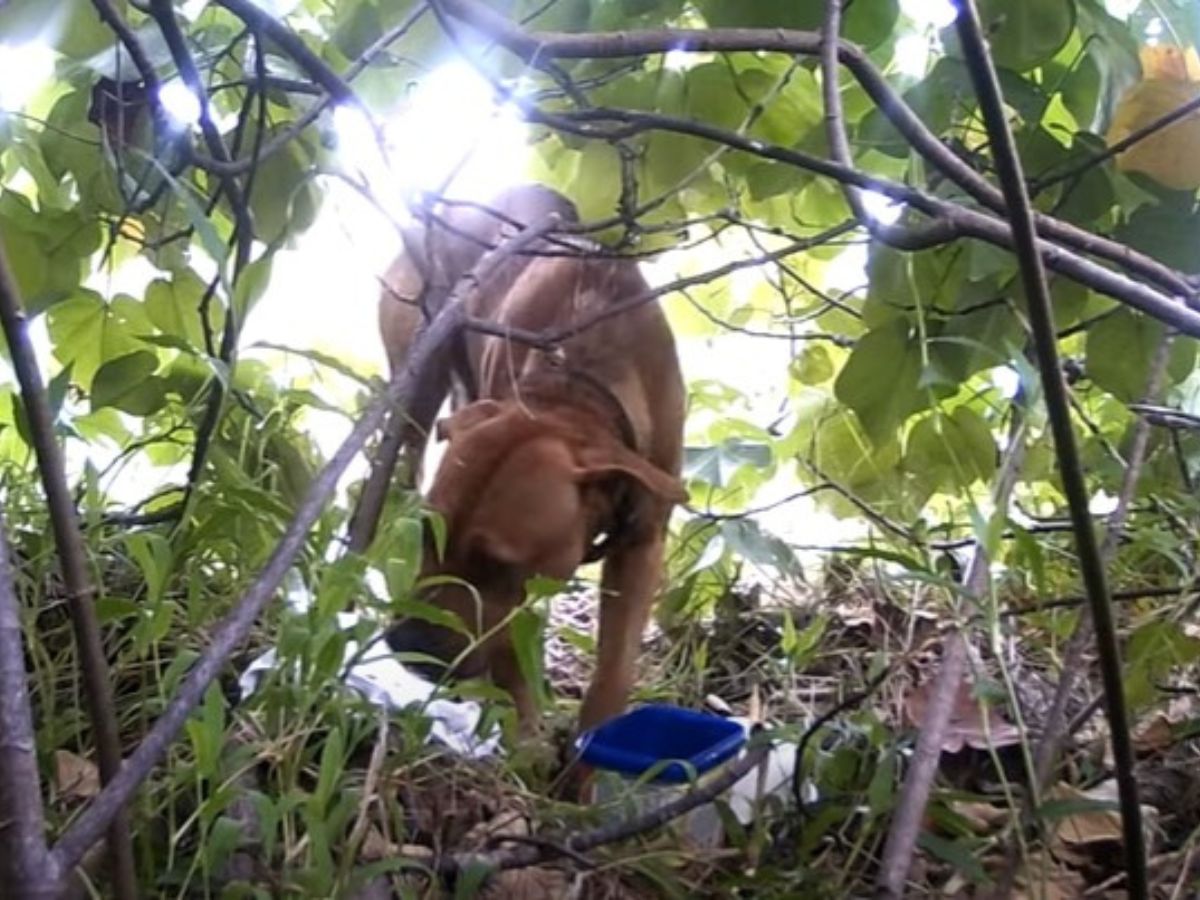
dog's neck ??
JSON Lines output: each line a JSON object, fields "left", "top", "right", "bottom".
{"left": 507, "top": 365, "right": 639, "bottom": 454}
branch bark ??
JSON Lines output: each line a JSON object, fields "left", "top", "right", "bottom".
{"left": 0, "top": 229, "right": 138, "bottom": 899}
{"left": 0, "top": 509, "right": 61, "bottom": 898}
{"left": 950, "top": 3, "right": 1147, "bottom": 898}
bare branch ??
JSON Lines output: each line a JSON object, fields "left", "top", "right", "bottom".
{"left": 950, "top": 4, "right": 1147, "bottom": 897}
{"left": 0, "top": 230, "right": 139, "bottom": 899}
{"left": 529, "top": 103, "right": 1200, "bottom": 337}
{"left": 819, "top": 0, "right": 955, "bottom": 250}
{"left": 347, "top": 213, "right": 566, "bottom": 551}
{"left": 441, "top": 739, "right": 773, "bottom": 876}
{"left": 214, "top": 0, "right": 360, "bottom": 107}
{"left": 1034, "top": 94, "right": 1200, "bottom": 193}
{"left": 50, "top": 215, "right": 560, "bottom": 871}
{"left": 434, "top": 0, "right": 1197, "bottom": 300}
{"left": 0, "top": 509, "right": 61, "bottom": 897}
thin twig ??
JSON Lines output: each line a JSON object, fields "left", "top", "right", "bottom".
{"left": 877, "top": 409, "right": 1028, "bottom": 896}
{"left": 1033, "top": 93, "right": 1200, "bottom": 193}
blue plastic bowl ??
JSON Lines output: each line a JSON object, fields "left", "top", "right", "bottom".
{"left": 576, "top": 704, "right": 747, "bottom": 784}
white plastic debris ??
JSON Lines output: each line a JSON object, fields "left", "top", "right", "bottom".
{"left": 237, "top": 571, "right": 501, "bottom": 758}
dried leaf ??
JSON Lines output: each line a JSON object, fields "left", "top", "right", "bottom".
{"left": 1048, "top": 782, "right": 1123, "bottom": 847}
{"left": 54, "top": 749, "right": 100, "bottom": 800}
{"left": 481, "top": 867, "right": 571, "bottom": 900}
{"left": 1107, "top": 44, "right": 1200, "bottom": 190}
{"left": 904, "top": 677, "right": 1021, "bottom": 753}
{"left": 1132, "top": 713, "right": 1174, "bottom": 755}
{"left": 949, "top": 800, "right": 1009, "bottom": 834}
{"left": 1009, "top": 850, "right": 1087, "bottom": 900}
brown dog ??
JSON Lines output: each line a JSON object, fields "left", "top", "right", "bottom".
{"left": 379, "top": 185, "right": 686, "bottom": 733}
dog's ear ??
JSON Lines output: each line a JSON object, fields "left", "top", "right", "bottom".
{"left": 435, "top": 400, "right": 505, "bottom": 442}
{"left": 574, "top": 443, "right": 689, "bottom": 503}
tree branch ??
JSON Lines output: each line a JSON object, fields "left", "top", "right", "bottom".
{"left": 442, "top": 739, "right": 773, "bottom": 876}
{"left": 525, "top": 104, "right": 1200, "bottom": 337}
{"left": 0, "top": 508, "right": 61, "bottom": 898}
{"left": 434, "top": 0, "right": 1197, "bottom": 300}
{"left": 49, "top": 215, "right": 557, "bottom": 874}
{"left": 878, "top": 404, "right": 1028, "bottom": 897}
{"left": 819, "top": 0, "right": 956, "bottom": 250}
{"left": 1033, "top": 94, "right": 1200, "bottom": 193}
{"left": 0, "top": 233, "right": 139, "bottom": 899}
{"left": 950, "top": 4, "right": 1147, "bottom": 897}
{"left": 346, "top": 213, "right": 566, "bottom": 551}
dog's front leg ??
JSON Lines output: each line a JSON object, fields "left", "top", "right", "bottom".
{"left": 579, "top": 536, "right": 665, "bottom": 731}
{"left": 490, "top": 630, "right": 539, "bottom": 734}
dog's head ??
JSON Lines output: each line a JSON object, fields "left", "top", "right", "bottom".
{"left": 385, "top": 399, "right": 687, "bottom": 679}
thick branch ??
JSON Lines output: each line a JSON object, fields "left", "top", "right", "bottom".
{"left": 819, "top": 0, "right": 955, "bottom": 250}
{"left": 0, "top": 510, "right": 60, "bottom": 898}
{"left": 213, "top": 0, "right": 358, "bottom": 106}
{"left": 0, "top": 236, "right": 138, "bottom": 899}
{"left": 951, "top": 4, "right": 1147, "bottom": 897}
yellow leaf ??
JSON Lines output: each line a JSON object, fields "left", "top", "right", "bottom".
{"left": 1107, "top": 72, "right": 1200, "bottom": 190}
{"left": 1138, "top": 44, "right": 1200, "bottom": 82}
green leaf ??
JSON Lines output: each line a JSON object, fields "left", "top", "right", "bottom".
{"left": 90, "top": 351, "right": 167, "bottom": 415}
{"left": 721, "top": 518, "right": 803, "bottom": 578}
{"left": 834, "top": 318, "right": 923, "bottom": 444}
{"left": 1086, "top": 308, "right": 1163, "bottom": 402}
{"left": 249, "top": 137, "right": 320, "bottom": 245}
{"left": 380, "top": 516, "right": 424, "bottom": 598}
{"left": 0, "top": 220, "right": 47, "bottom": 303}
{"left": 905, "top": 407, "right": 997, "bottom": 491}
{"left": 144, "top": 272, "right": 210, "bottom": 349}
{"left": 185, "top": 683, "right": 227, "bottom": 781}
{"left": 684, "top": 440, "right": 772, "bottom": 488}
{"left": 510, "top": 605, "right": 547, "bottom": 708}
{"left": 810, "top": 408, "right": 902, "bottom": 496}
{"left": 949, "top": 0, "right": 1076, "bottom": 72}
{"left": 47, "top": 291, "right": 148, "bottom": 387}
{"left": 859, "top": 59, "right": 971, "bottom": 159}
{"left": 313, "top": 725, "right": 345, "bottom": 812}
{"left": 1124, "top": 619, "right": 1200, "bottom": 709}
{"left": 123, "top": 531, "right": 174, "bottom": 605}
{"left": 231, "top": 252, "right": 275, "bottom": 323}
{"left": 1114, "top": 193, "right": 1200, "bottom": 270}
{"left": 791, "top": 343, "right": 835, "bottom": 385}
{"left": 917, "top": 832, "right": 990, "bottom": 885}
{"left": 0, "top": 0, "right": 119, "bottom": 59}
